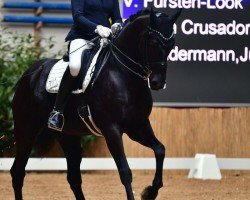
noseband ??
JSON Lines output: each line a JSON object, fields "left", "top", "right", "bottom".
{"left": 110, "top": 26, "right": 174, "bottom": 80}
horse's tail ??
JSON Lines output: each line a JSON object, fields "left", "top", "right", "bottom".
{"left": 34, "top": 128, "right": 57, "bottom": 156}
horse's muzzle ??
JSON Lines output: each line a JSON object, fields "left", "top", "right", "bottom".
{"left": 149, "top": 80, "right": 166, "bottom": 90}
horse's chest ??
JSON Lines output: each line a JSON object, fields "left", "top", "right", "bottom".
{"left": 123, "top": 91, "right": 152, "bottom": 119}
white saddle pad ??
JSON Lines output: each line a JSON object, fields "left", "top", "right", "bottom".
{"left": 46, "top": 39, "right": 105, "bottom": 94}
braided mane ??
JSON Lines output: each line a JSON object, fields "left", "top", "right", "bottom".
{"left": 123, "top": 9, "right": 151, "bottom": 26}
{"left": 123, "top": 9, "right": 169, "bottom": 26}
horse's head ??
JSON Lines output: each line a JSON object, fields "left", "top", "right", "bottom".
{"left": 145, "top": 9, "right": 182, "bottom": 90}
{"left": 113, "top": 9, "right": 181, "bottom": 90}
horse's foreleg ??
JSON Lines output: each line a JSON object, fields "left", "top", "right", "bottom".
{"left": 103, "top": 125, "right": 134, "bottom": 200}
{"left": 58, "top": 135, "right": 85, "bottom": 200}
{"left": 127, "top": 119, "right": 165, "bottom": 200}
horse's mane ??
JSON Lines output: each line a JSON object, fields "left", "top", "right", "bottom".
{"left": 123, "top": 9, "right": 151, "bottom": 26}
{"left": 123, "top": 9, "right": 169, "bottom": 26}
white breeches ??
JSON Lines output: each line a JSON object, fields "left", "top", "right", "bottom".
{"left": 69, "top": 39, "right": 94, "bottom": 77}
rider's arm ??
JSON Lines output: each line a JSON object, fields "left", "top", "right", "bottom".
{"left": 71, "top": 0, "right": 98, "bottom": 33}
{"left": 111, "top": 0, "right": 122, "bottom": 24}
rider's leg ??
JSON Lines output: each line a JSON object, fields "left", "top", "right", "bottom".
{"left": 48, "top": 39, "right": 93, "bottom": 132}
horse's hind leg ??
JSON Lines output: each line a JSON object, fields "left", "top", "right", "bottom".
{"left": 10, "top": 126, "right": 37, "bottom": 200}
{"left": 127, "top": 119, "right": 165, "bottom": 200}
{"left": 58, "top": 135, "right": 85, "bottom": 200}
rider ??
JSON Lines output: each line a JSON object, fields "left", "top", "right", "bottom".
{"left": 48, "top": 0, "right": 122, "bottom": 132}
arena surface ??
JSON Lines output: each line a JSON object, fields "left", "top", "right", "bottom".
{"left": 0, "top": 172, "right": 249, "bottom": 200}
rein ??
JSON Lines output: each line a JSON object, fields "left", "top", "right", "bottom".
{"left": 110, "top": 42, "right": 152, "bottom": 80}
{"left": 109, "top": 26, "right": 173, "bottom": 80}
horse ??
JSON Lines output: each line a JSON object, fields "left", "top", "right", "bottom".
{"left": 10, "top": 9, "right": 182, "bottom": 200}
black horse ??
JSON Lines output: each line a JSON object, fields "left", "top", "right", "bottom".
{"left": 10, "top": 9, "right": 181, "bottom": 200}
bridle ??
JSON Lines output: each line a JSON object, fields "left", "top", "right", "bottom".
{"left": 110, "top": 26, "right": 174, "bottom": 80}
{"left": 147, "top": 26, "right": 175, "bottom": 45}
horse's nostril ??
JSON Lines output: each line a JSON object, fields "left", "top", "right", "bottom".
{"left": 151, "top": 81, "right": 158, "bottom": 86}
{"left": 150, "top": 80, "right": 164, "bottom": 90}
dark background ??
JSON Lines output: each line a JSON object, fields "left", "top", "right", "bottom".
{"left": 148, "top": 4, "right": 250, "bottom": 106}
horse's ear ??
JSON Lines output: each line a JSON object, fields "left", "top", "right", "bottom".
{"left": 150, "top": 8, "right": 158, "bottom": 28}
{"left": 169, "top": 8, "right": 182, "bottom": 24}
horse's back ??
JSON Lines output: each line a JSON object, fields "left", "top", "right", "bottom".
{"left": 12, "top": 58, "right": 58, "bottom": 115}
{"left": 14, "top": 58, "right": 56, "bottom": 91}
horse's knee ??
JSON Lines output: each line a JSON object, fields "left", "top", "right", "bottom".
{"left": 154, "top": 144, "right": 165, "bottom": 159}
{"left": 119, "top": 168, "right": 132, "bottom": 186}
{"left": 69, "top": 61, "right": 81, "bottom": 77}
{"left": 10, "top": 165, "right": 16, "bottom": 182}
{"left": 10, "top": 162, "right": 15, "bottom": 176}
{"left": 67, "top": 175, "right": 82, "bottom": 187}
{"left": 67, "top": 170, "right": 82, "bottom": 186}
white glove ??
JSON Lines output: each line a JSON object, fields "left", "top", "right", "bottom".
{"left": 95, "top": 25, "right": 112, "bottom": 38}
{"left": 111, "top": 23, "right": 122, "bottom": 35}
{"left": 100, "top": 38, "right": 109, "bottom": 47}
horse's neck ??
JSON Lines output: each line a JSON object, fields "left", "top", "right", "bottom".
{"left": 110, "top": 16, "right": 150, "bottom": 81}
{"left": 105, "top": 16, "right": 150, "bottom": 91}
{"left": 116, "top": 16, "right": 149, "bottom": 60}
{"left": 103, "top": 63, "right": 150, "bottom": 102}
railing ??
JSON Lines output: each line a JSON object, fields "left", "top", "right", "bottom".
{"left": 0, "top": 1, "right": 72, "bottom": 24}
{"left": 1, "top": 157, "right": 250, "bottom": 171}
{"left": 2, "top": 15, "right": 73, "bottom": 24}
{"left": 0, "top": 1, "right": 71, "bottom": 10}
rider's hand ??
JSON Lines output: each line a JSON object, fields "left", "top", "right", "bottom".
{"left": 95, "top": 25, "right": 112, "bottom": 38}
{"left": 111, "top": 23, "right": 122, "bottom": 35}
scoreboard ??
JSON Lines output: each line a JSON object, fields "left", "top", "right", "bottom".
{"left": 123, "top": 0, "right": 250, "bottom": 106}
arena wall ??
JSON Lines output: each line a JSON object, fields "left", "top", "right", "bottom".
{"left": 48, "top": 107, "right": 250, "bottom": 159}
{"left": 125, "top": 107, "right": 250, "bottom": 158}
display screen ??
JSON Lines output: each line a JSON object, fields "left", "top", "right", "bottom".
{"left": 123, "top": 0, "right": 250, "bottom": 106}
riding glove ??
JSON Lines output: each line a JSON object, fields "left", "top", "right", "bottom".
{"left": 111, "top": 23, "right": 122, "bottom": 35}
{"left": 95, "top": 25, "right": 112, "bottom": 38}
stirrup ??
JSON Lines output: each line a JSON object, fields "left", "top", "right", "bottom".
{"left": 48, "top": 110, "right": 65, "bottom": 132}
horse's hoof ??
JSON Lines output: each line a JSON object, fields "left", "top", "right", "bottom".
{"left": 141, "top": 185, "right": 158, "bottom": 200}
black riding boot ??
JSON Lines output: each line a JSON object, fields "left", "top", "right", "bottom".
{"left": 48, "top": 66, "right": 77, "bottom": 132}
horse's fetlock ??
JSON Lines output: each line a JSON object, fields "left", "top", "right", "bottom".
{"left": 141, "top": 185, "right": 159, "bottom": 200}
{"left": 153, "top": 180, "right": 163, "bottom": 189}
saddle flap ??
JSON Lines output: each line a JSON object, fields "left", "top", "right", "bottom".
{"left": 45, "top": 59, "right": 71, "bottom": 93}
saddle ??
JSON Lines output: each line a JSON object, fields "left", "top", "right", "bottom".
{"left": 45, "top": 40, "right": 110, "bottom": 136}
{"left": 46, "top": 40, "right": 110, "bottom": 94}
